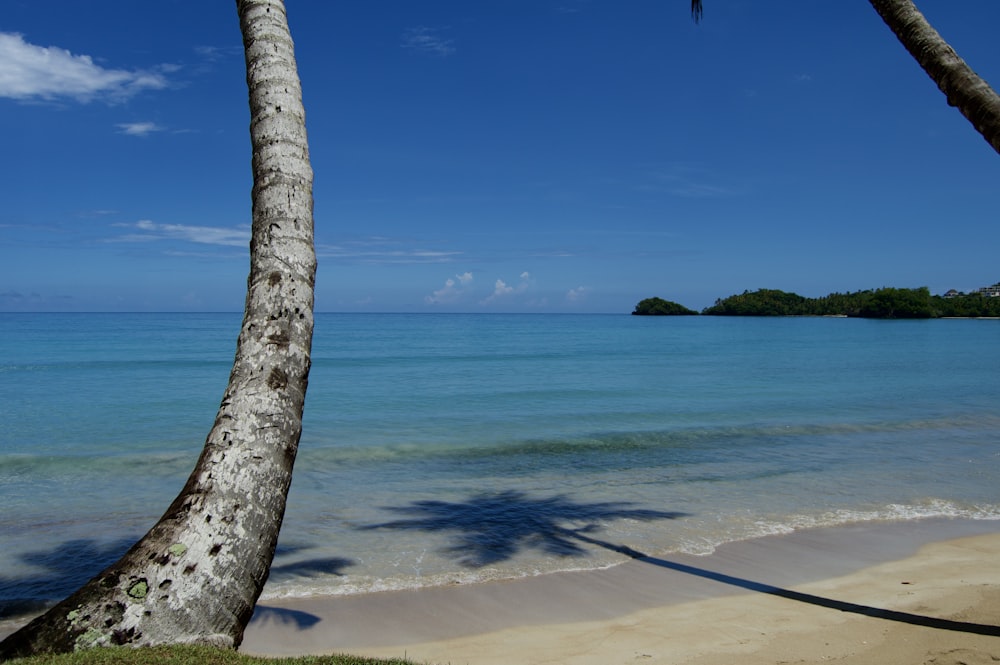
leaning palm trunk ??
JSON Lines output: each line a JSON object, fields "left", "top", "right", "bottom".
{"left": 692, "top": 0, "right": 1000, "bottom": 154}
{"left": 870, "top": 0, "right": 1000, "bottom": 154}
{"left": 0, "top": 0, "right": 315, "bottom": 657}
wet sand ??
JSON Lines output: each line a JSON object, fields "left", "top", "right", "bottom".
{"left": 241, "top": 518, "right": 1000, "bottom": 664}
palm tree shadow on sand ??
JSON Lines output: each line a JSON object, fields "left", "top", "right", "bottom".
{"left": 0, "top": 538, "right": 136, "bottom": 620}
{"left": 362, "top": 489, "right": 1000, "bottom": 638}
{"left": 252, "top": 554, "right": 355, "bottom": 629}
{"left": 0, "top": 538, "right": 351, "bottom": 631}
{"left": 360, "top": 489, "right": 686, "bottom": 568}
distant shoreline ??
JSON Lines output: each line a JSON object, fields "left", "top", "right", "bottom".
{"left": 638, "top": 287, "right": 1000, "bottom": 318}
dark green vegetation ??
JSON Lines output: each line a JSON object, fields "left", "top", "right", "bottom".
{"left": 636, "top": 287, "right": 1000, "bottom": 318}
{"left": 7, "top": 645, "right": 416, "bottom": 665}
{"left": 703, "top": 287, "right": 1000, "bottom": 318}
{"left": 632, "top": 297, "right": 699, "bottom": 316}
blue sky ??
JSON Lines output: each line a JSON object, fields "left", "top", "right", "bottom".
{"left": 2, "top": 1, "right": 998, "bottom": 313}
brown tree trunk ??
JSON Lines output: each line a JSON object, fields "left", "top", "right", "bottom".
{"left": 870, "top": 0, "right": 1000, "bottom": 154}
{"left": 0, "top": 0, "right": 315, "bottom": 657}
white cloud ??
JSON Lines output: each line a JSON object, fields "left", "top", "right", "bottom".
{"left": 428, "top": 278, "right": 460, "bottom": 304}
{"left": 0, "top": 32, "right": 168, "bottom": 102}
{"left": 493, "top": 279, "right": 514, "bottom": 297}
{"left": 426, "top": 272, "right": 474, "bottom": 304}
{"left": 112, "top": 220, "right": 250, "bottom": 247}
{"left": 117, "top": 121, "right": 164, "bottom": 137}
{"left": 566, "top": 286, "right": 589, "bottom": 302}
{"left": 402, "top": 27, "right": 455, "bottom": 56}
{"left": 481, "top": 272, "right": 533, "bottom": 304}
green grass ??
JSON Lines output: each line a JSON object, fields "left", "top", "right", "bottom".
{"left": 8, "top": 645, "right": 420, "bottom": 665}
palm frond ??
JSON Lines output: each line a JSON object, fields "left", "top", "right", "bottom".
{"left": 691, "top": 0, "right": 703, "bottom": 23}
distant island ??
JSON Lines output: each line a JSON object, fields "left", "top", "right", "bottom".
{"left": 632, "top": 297, "right": 698, "bottom": 316}
{"left": 634, "top": 286, "right": 1000, "bottom": 318}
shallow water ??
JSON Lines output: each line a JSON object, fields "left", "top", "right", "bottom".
{"left": 1, "top": 313, "right": 998, "bottom": 613}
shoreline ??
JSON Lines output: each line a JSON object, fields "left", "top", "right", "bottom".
{"left": 240, "top": 517, "right": 1000, "bottom": 663}
{"left": 2, "top": 518, "right": 997, "bottom": 663}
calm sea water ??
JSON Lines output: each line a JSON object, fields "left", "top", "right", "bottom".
{"left": 1, "top": 312, "right": 998, "bottom": 616}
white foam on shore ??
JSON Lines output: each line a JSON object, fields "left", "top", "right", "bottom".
{"left": 258, "top": 502, "right": 1000, "bottom": 601}
{"left": 674, "top": 500, "right": 1000, "bottom": 555}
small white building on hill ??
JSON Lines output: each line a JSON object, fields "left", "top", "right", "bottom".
{"left": 977, "top": 282, "right": 1000, "bottom": 297}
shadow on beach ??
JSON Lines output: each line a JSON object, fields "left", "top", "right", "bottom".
{"left": 0, "top": 538, "right": 135, "bottom": 620}
{"left": 0, "top": 537, "right": 352, "bottom": 631}
{"left": 362, "top": 489, "right": 1000, "bottom": 638}
{"left": 6, "top": 493, "right": 996, "bottom": 641}
{"left": 636, "top": 552, "right": 1000, "bottom": 637}
{"left": 360, "top": 489, "right": 687, "bottom": 568}
{"left": 268, "top": 554, "right": 355, "bottom": 581}
{"left": 253, "top": 555, "right": 355, "bottom": 629}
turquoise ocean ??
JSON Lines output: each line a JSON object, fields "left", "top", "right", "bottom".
{"left": 2, "top": 312, "right": 999, "bottom": 618}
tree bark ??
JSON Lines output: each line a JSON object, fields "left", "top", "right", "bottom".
{"left": 870, "top": 0, "right": 1000, "bottom": 155}
{"left": 0, "top": 0, "right": 315, "bottom": 657}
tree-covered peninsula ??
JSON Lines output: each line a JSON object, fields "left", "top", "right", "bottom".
{"left": 634, "top": 287, "right": 1000, "bottom": 318}
{"left": 701, "top": 287, "right": 1000, "bottom": 319}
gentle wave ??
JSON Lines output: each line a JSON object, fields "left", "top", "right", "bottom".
{"left": 259, "top": 504, "right": 1000, "bottom": 600}
{"left": 295, "top": 413, "right": 1000, "bottom": 467}
{"left": 0, "top": 451, "right": 197, "bottom": 477}
{"left": 669, "top": 500, "right": 1000, "bottom": 556}
{"left": 0, "top": 359, "right": 231, "bottom": 373}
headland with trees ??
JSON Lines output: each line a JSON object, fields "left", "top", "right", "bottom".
{"left": 633, "top": 287, "right": 1000, "bottom": 318}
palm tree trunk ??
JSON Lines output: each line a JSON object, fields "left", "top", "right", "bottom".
{"left": 870, "top": 0, "right": 1000, "bottom": 154}
{"left": 0, "top": 0, "right": 315, "bottom": 657}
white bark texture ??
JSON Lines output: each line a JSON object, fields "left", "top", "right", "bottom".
{"left": 0, "top": 0, "right": 315, "bottom": 657}
{"left": 870, "top": 0, "right": 1000, "bottom": 154}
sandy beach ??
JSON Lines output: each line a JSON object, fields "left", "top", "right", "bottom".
{"left": 241, "top": 519, "right": 1000, "bottom": 665}
{"left": 2, "top": 519, "right": 996, "bottom": 663}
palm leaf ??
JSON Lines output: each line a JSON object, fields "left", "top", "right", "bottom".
{"left": 692, "top": 0, "right": 703, "bottom": 23}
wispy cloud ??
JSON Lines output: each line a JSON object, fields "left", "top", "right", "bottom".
{"left": 318, "top": 237, "right": 461, "bottom": 264}
{"left": 111, "top": 220, "right": 250, "bottom": 247}
{"left": 640, "top": 163, "right": 744, "bottom": 199}
{"left": 194, "top": 45, "right": 241, "bottom": 63}
{"left": 0, "top": 290, "right": 73, "bottom": 309}
{"left": 191, "top": 45, "right": 242, "bottom": 75}
{"left": 0, "top": 32, "right": 169, "bottom": 102}
{"left": 566, "top": 286, "right": 589, "bottom": 302}
{"left": 555, "top": 0, "right": 591, "bottom": 14}
{"left": 662, "top": 182, "right": 739, "bottom": 198}
{"left": 402, "top": 27, "right": 455, "bottom": 56}
{"left": 116, "top": 121, "right": 164, "bottom": 137}
{"left": 1, "top": 290, "right": 42, "bottom": 304}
